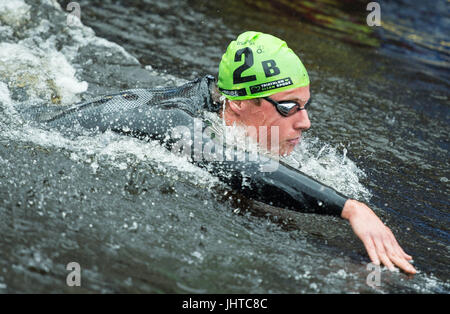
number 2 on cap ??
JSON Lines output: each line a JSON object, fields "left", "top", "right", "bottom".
{"left": 233, "top": 48, "right": 256, "bottom": 84}
{"left": 233, "top": 48, "right": 281, "bottom": 84}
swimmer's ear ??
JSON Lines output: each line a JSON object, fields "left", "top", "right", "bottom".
{"left": 228, "top": 100, "right": 244, "bottom": 116}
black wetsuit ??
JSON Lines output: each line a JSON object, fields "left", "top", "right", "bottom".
{"left": 23, "top": 75, "right": 348, "bottom": 216}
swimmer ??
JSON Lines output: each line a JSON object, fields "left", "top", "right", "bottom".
{"left": 23, "top": 31, "right": 416, "bottom": 274}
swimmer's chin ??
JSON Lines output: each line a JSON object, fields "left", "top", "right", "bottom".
{"left": 277, "top": 145, "right": 295, "bottom": 157}
{"left": 279, "top": 137, "right": 301, "bottom": 156}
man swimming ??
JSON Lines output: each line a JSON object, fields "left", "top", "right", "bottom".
{"left": 23, "top": 31, "right": 416, "bottom": 274}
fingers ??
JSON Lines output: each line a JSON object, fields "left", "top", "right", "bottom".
{"left": 389, "top": 234, "right": 413, "bottom": 262}
{"left": 386, "top": 233, "right": 416, "bottom": 274}
{"left": 362, "top": 236, "right": 380, "bottom": 266}
{"left": 372, "top": 232, "right": 417, "bottom": 274}
{"left": 386, "top": 227, "right": 413, "bottom": 260}
{"left": 384, "top": 240, "right": 416, "bottom": 274}
{"left": 373, "top": 238, "right": 396, "bottom": 271}
{"left": 389, "top": 253, "right": 417, "bottom": 274}
{"left": 384, "top": 228, "right": 407, "bottom": 261}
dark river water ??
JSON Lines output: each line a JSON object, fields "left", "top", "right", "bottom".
{"left": 0, "top": 0, "right": 448, "bottom": 293}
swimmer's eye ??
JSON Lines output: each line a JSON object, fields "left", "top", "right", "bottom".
{"left": 263, "top": 96, "right": 311, "bottom": 117}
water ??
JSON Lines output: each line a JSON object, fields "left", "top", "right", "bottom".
{"left": 0, "top": 0, "right": 448, "bottom": 293}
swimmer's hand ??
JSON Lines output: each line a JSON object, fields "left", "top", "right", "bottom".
{"left": 341, "top": 199, "right": 417, "bottom": 275}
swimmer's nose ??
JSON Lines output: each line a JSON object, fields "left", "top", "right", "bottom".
{"left": 293, "top": 109, "right": 311, "bottom": 131}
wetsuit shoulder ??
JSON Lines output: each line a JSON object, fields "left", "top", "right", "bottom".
{"left": 23, "top": 76, "right": 215, "bottom": 133}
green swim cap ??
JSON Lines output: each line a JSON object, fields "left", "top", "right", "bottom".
{"left": 218, "top": 31, "right": 309, "bottom": 100}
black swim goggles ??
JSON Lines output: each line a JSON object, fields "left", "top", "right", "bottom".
{"left": 263, "top": 96, "right": 311, "bottom": 117}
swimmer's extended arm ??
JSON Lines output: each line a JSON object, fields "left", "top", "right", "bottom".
{"left": 189, "top": 129, "right": 417, "bottom": 274}
{"left": 247, "top": 161, "right": 417, "bottom": 274}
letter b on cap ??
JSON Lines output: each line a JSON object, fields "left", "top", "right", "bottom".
{"left": 262, "top": 60, "right": 280, "bottom": 78}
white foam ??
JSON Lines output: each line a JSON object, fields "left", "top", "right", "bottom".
{"left": 42, "top": 0, "right": 61, "bottom": 9}
{"left": 0, "top": 0, "right": 141, "bottom": 108}
{"left": 282, "top": 136, "right": 371, "bottom": 201}
{"left": 0, "top": 82, "right": 12, "bottom": 106}
{"left": 0, "top": 0, "right": 221, "bottom": 189}
{"left": 0, "top": 42, "right": 88, "bottom": 105}
{"left": 0, "top": 0, "right": 31, "bottom": 27}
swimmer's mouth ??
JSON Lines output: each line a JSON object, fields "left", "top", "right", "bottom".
{"left": 287, "top": 137, "right": 300, "bottom": 146}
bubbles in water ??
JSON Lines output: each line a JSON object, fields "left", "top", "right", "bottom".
{"left": 191, "top": 251, "right": 204, "bottom": 262}
{"left": 128, "top": 222, "right": 138, "bottom": 231}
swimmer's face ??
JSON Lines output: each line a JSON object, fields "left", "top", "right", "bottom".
{"left": 226, "top": 85, "right": 311, "bottom": 156}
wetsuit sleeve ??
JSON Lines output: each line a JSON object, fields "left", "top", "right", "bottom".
{"left": 200, "top": 154, "right": 348, "bottom": 217}
{"left": 244, "top": 161, "right": 347, "bottom": 216}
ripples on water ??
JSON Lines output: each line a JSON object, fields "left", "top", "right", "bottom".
{"left": 0, "top": 0, "right": 448, "bottom": 293}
